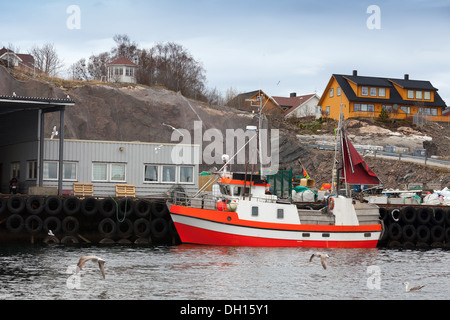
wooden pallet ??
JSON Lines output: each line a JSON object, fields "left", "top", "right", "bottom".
{"left": 73, "top": 183, "right": 94, "bottom": 197}
{"left": 115, "top": 184, "right": 136, "bottom": 198}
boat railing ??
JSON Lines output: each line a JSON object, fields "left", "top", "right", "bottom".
{"left": 170, "top": 191, "right": 282, "bottom": 209}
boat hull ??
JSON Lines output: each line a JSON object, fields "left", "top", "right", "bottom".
{"left": 170, "top": 205, "right": 381, "bottom": 248}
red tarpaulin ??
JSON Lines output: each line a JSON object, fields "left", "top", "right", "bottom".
{"left": 342, "top": 134, "right": 380, "bottom": 185}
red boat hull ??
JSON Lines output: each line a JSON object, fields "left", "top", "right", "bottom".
{"left": 170, "top": 205, "right": 381, "bottom": 248}
{"left": 173, "top": 222, "right": 379, "bottom": 248}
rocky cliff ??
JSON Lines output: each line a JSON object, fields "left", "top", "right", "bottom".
{"left": 1, "top": 66, "right": 448, "bottom": 189}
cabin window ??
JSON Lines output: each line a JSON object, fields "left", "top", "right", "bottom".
{"left": 302, "top": 233, "right": 310, "bottom": 237}
{"left": 370, "top": 88, "right": 377, "bottom": 96}
{"left": 424, "top": 91, "right": 431, "bottom": 100}
{"left": 379, "top": 88, "right": 386, "bottom": 97}
{"left": 233, "top": 186, "right": 241, "bottom": 196}
{"left": 220, "top": 185, "right": 231, "bottom": 196}
{"left": 277, "top": 209, "right": 284, "bottom": 219}
{"left": 252, "top": 206, "right": 259, "bottom": 217}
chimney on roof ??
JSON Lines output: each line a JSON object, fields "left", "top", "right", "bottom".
{"left": 353, "top": 70, "right": 358, "bottom": 76}
{"left": 290, "top": 92, "right": 297, "bottom": 98}
{"left": 404, "top": 74, "right": 409, "bottom": 80}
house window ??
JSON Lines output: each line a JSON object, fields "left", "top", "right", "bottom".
{"left": 329, "top": 88, "right": 334, "bottom": 98}
{"left": 10, "top": 162, "right": 20, "bottom": 180}
{"left": 179, "top": 166, "right": 194, "bottom": 184}
{"left": 337, "top": 87, "right": 341, "bottom": 96}
{"left": 370, "top": 88, "right": 377, "bottom": 96}
{"left": 368, "top": 104, "right": 375, "bottom": 112}
{"left": 400, "top": 106, "right": 411, "bottom": 114}
{"left": 379, "top": 88, "right": 386, "bottom": 97}
{"left": 111, "top": 164, "right": 126, "bottom": 182}
{"left": 43, "top": 161, "right": 78, "bottom": 181}
{"left": 43, "top": 161, "right": 58, "bottom": 180}
{"left": 382, "top": 105, "right": 393, "bottom": 112}
{"left": 361, "top": 104, "right": 368, "bottom": 112}
{"left": 126, "top": 67, "right": 134, "bottom": 77}
{"left": 162, "top": 165, "right": 176, "bottom": 183}
{"left": 27, "top": 161, "right": 37, "bottom": 180}
{"left": 63, "top": 162, "right": 78, "bottom": 181}
{"left": 144, "top": 165, "right": 159, "bottom": 182}
{"left": 416, "top": 91, "right": 422, "bottom": 99}
{"left": 407, "top": 90, "right": 414, "bottom": 99}
{"left": 93, "top": 163, "right": 108, "bottom": 181}
{"left": 92, "top": 163, "right": 126, "bottom": 182}
{"left": 424, "top": 91, "right": 431, "bottom": 100}
{"left": 354, "top": 104, "right": 361, "bottom": 111}
{"left": 361, "top": 87, "right": 369, "bottom": 96}
{"left": 326, "top": 106, "right": 330, "bottom": 115}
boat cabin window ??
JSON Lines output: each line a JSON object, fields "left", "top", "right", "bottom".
{"left": 220, "top": 185, "right": 231, "bottom": 196}
{"left": 232, "top": 186, "right": 250, "bottom": 197}
{"left": 252, "top": 206, "right": 259, "bottom": 217}
{"left": 277, "top": 209, "right": 284, "bottom": 219}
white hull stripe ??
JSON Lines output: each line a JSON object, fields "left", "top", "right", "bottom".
{"left": 171, "top": 214, "right": 381, "bottom": 242}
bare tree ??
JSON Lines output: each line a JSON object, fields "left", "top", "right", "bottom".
{"left": 88, "top": 52, "right": 110, "bottom": 81}
{"left": 29, "top": 43, "right": 64, "bottom": 77}
{"left": 111, "top": 34, "right": 138, "bottom": 62}
{"left": 69, "top": 58, "right": 90, "bottom": 81}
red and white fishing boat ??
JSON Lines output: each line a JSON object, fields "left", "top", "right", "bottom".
{"left": 169, "top": 102, "right": 383, "bottom": 248}
{"left": 169, "top": 136, "right": 383, "bottom": 248}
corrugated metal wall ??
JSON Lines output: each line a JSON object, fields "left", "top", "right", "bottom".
{"left": 43, "top": 139, "right": 199, "bottom": 197}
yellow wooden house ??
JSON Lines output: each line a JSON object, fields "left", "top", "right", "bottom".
{"left": 318, "top": 70, "right": 448, "bottom": 123}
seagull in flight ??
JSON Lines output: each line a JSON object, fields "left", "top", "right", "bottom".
{"left": 77, "top": 256, "right": 106, "bottom": 279}
{"left": 50, "top": 126, "right": 58, "bottom": 139}
{"left": 162, "top": 123, "right": 184, "bottom": 136}
{"left": 309, "top": 253, "right": 329, "bottom": 270}
{"left": 48, "top": 230, "right": 55, "bottom": 236}
{"left": 404, "top": 282, "right": 424, "bottom": 292}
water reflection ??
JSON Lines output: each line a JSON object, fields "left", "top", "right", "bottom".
{"left": 0, "top": 244, "right": 448, "bottom": 300}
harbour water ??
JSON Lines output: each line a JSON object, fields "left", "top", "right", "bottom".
{"left": 0, "top": 243, "right": 448, "bottom": 301}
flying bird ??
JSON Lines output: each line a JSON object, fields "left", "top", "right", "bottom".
{"left": 48, "top": 230, "right": 55, "bottom": 236}
{"left": 50, "top": 126, "right": 58, "bottom": 139}
{"left": 162, "top": 123, "right": 184, "bottom": 136}
{"left": 77, "top": 256, "right": 106, "bottom": 279}
{"left": 309, "top": 253, "right": 329, "bottom": 270}
{"left": 404, "top": 282, "right": 424, "bottom": 292}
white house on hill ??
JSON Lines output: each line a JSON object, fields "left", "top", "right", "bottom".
{"left": 273, "top": 93, "right": 321, "bottom": 119}
{"left": 107, "top": 57, "right": 137, "bottom": 83}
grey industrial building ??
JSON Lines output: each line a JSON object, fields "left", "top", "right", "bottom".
{"left": 0, "top": 94, "right": 199, "bottom": 197}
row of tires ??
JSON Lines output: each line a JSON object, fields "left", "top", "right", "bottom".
{"left": 379, "top": 206, "right": 450, "bottom": 226}
{"left": 0, "top": 195, "right": 169, "bottom": 218}
{"left": 383, "top": 222, "right": 450, "bottom": 244}
{"left": 5, "top": 214, "right": 175, "bottom": 242}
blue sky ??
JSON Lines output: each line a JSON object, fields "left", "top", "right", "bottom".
{"left": 1, "top": 0, "right": 450, "bottom": 104}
